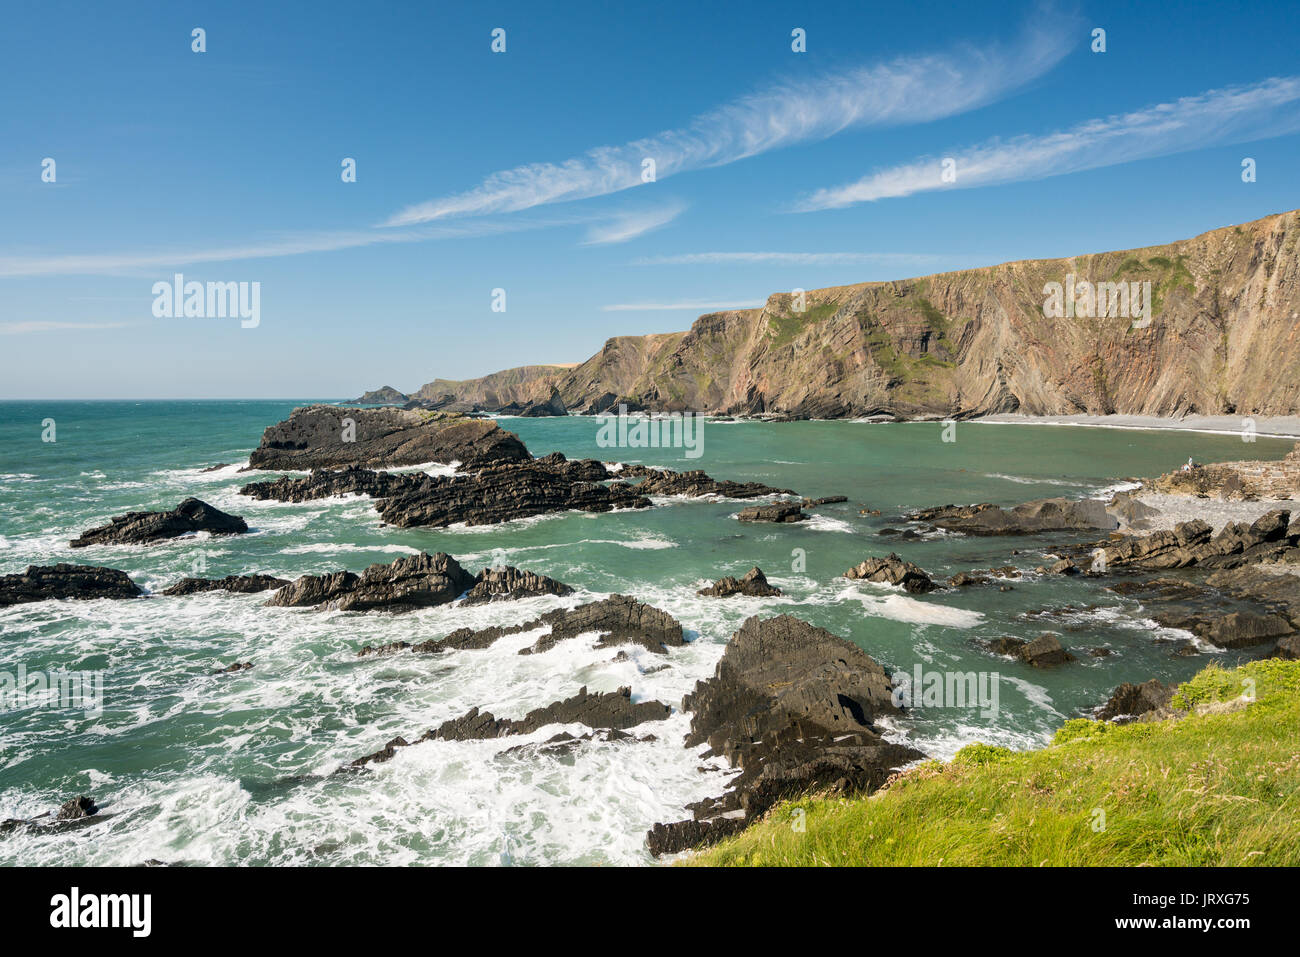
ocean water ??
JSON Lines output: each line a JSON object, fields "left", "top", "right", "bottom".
{"left": 0, "top": 400, "right": 1291, "bottom": 865}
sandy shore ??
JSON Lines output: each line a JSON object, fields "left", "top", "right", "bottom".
{"left": 971, "top": 412, "right": 1300, "bottom": 439}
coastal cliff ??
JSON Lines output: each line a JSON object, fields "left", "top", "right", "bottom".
{"left": 368, "top": 209, "right": 1300, "bottom": 418}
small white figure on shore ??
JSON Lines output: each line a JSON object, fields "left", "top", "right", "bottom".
{"left": 1180, "top": 456, "right": 1197, "bottom": 472}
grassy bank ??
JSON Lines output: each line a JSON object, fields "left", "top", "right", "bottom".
{"left": 690, "top": 659, "right": 1300, "bottom": 866}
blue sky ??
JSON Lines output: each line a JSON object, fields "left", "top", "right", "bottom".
{"left": 2, "top": 0, "right": 1299, "bottom": 398}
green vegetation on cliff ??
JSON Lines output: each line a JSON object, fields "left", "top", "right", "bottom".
{"left": 690, "top": 658, "right": 1300, "bottom": 866}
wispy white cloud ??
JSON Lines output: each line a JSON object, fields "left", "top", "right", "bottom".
{"left": 0, "top": 206, "right": 663, "bottom": 278}
{"left": 0, "top": 320, "right": 139, "bottom": 335}
{"left": 0, "top": 222, "right": 537, "bottom": 278}
{"left": 382, "top": 12, "right": 1074, "bottom": 227}
{"left": 797, "top": 76, "right": 1300, "bottom": 210}
{"left": 601, "top": 300, "right": 764, "bottom": 312}
{"left": 632, "top": 251, "right": 950, "bottom": 266}
{"left": 582, "top": 202, "right": 686, "bottom": 245}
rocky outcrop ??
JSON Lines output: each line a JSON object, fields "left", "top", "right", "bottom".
{"left": 460, "top": 567, "right": 574, "bottom": 605}
{"left": 359, "top": 211, "right": 1300, "bottom": 419}
{"left": 376, "top": 462, "right": 651, "bottom": 528}
{"left": 349, "top": 686, "right": 670, "bottom": 767}
{"left": 843, "top": 553, "right": 936, "bottom": 593}
{"left": 736, "top": 502, "right": 806, "bottom": 523}
{"left": 1019, "top": 633, "right": 1075, "bottom": 667}
{"left": 697, "top": 566, "right": 781, "bottom": 598}
{"left": 70, "top": 497, "right": 247, "bottom": 548}
{"left": 0, "top": 564, "right": 144, "bottom": 607}
{"left": 266, "top": 552, "right": 475, "bottom": 612}
{"left": 162, "top": 574, "right": 288, "bottom": 596}
{"left": 909, "top": 497, "right": 1118, "bottom": 536}
{"left": 2, "top": 796, "right": 102, "bottom": 836}
{"left": 349, "top": 386, "right": 409, "bottom": 406}
{"left": 239, "top": 467, "right": 419, "bottom": 503}
{"left": 982, "top": 633, "right": 1075, "bottom": 666}
{"left": 248, "top": 405, "right": 529, "bottom": 471}
{"left": 1098, "top": 679, "right": 1175, "bottom": 722}
{"left": 356, "top": 594, "right": 685, "bottom": 657}
{"left": 1144, "top": 443, "right": 1300, "bottom": 501}
{"left": 647, "top": 615, "right": 924, "bottom": 855}
{"left": 626, "top": 468, "right": 796, "bottom": 499}
{"left": 1095, "top": 510, "right": 1296, "bottom": 571}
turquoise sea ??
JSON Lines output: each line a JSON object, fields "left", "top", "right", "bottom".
{"left": 0, "top": 400, "right": 1291, "bottom": 865}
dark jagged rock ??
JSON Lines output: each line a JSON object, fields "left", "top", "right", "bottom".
{"left": 266, "top": 552, "right": 474, "bottom": 612}
{"left": 533, "top": 451, "right": 611, "bottom": 482}
{"left": 70, "top": 497, "right": 247, "bottom": 548}
{"left": 431, "top": 687, "right": 671, "bottom": 741}
{"left": 697, "top": 566, "right": 781, "bottom": 598}
{"left": 985, "top": 636, "right": 1027, "bottom": 656}
{"left": 948, "top": 571, "right": 991, "bottom": 587}
{"left": 0, "top": 564, "right": 143, "bottom": 607}
{"left": 1196, "top": 611, "right": 1293, "bottom": 649}
{"left": 736, "top": 502, "right": 807, "bottom": 523}
{"left": 248, "top": 405, "right": 530, "bottom": 471}
{"left": 377, "top": 461, "right": 652, "bottom": 528}
{"left": 348, "top": 687, "right": 670, "bottom": 767}
{"left": 518, "top": 596, "right": 686, "bottom": 655}
{"left": 1098, "top": 679, "right": 1175, "bottom": 722}
{"left": 909, "top": 497, "right": 1118, "bottom": 536}
{"left": 239, "top": 466, "right": 420, "bottom": 503}
{"left": 498, "top": 388, "right": 568, "bottom": 417}
{"left": 57, "top": 796, "right": 98, "bottom": 820}
{"left": 1276, "top": 634, "right": 1300, "bottom": 659}
{"left": 460, "top": 566, "right": 574, "bottom": 605}
{"left": 1021, "top": 633, "right": 1075, "bottom": 667}
{"left": 648, "top": 615, "right": 924, "bottom": 856}
{"left": 981, "top": 633, "right": 1074, "bottom": 666}
{"left": 1093, "top": 510, "right": 1296, "bottom": 572}
{"left": 162, "top": 574, "right": 288, "bottom": 596}
{"left": 356, "top": 594, "right": 686, "bottom": 657}
{"left": 629, "top": 468, "right": 796, "bottom": 499}
{"left": 802, "top": 495, "right": 848, "bottom": 508}
{"left": 4, "top": 796, "right": 103, "bottom": 837}
{"left": 844, "top": 553, "right": 936, "bottom": 593}
{"left": 213, "top": 662, "right": 253, "bottom": 674}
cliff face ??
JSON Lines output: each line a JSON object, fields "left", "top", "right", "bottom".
{"left": 390, "top": 210, "right": 1300, "bottom": 417}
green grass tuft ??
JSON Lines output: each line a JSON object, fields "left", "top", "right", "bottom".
{"left": 688, "top": 659, "right": 1300, "bottom": 866}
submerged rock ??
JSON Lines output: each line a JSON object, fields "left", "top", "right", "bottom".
{"left": 248, "top": 404, "right": 529, "bottom": 471}
{"left": 697, "top": 566, "right": 782, "bottom": 598}
{"left": 647, "top": 615, "right": 924, "bottom": 856}
{"left": 70, "top": 497, "right": 247, "bottom": 548}
{"left": 0, "top": 564, "right": 143, "bottom": 607}
{"left": 267, "top": 552, "right": 475, "bottom": 612}
{"left": 162, "top": 574, "right": 288, "bottom": 596}
{"left": 844, "top": 553, "right": 936, "bottom": 593}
